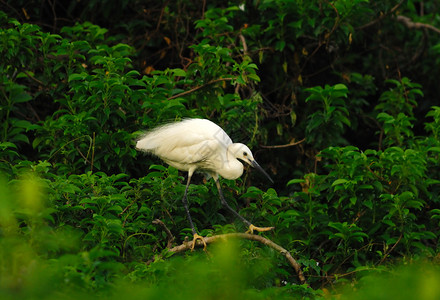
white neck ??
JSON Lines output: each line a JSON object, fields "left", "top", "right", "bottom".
{"left": 216, "top": 144, "right": 244, "bottom": 180}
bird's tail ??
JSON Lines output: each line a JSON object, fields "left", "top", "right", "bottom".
{"left": 135, "top": 122, "right": 177, "bottom": 152}
{"left": 135, "top": 132, "right": 157, "bottom": 151}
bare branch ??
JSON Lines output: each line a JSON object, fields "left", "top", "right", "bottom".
{"left": 396, "top": 15, "right": 440, "bottom": 34}
{"left": 152, "top": 219, "right": 175, "bottom": 249}
{"left": 167, "top": 233, "right": 306, "bottom": 284}
{"left": 260, "top": 138, "right": 306, "bottom": 149}
{"left": 357, "top": 0, "right": 405, "bottom": 30}
{"left": 167, "top": 78, "right": 234, "bottom": 100}
{"left": 238, "top": 33, "right": 248, "bottom": 56}
{"left": 378, "top": 233, "right": 403, "bottom": 265}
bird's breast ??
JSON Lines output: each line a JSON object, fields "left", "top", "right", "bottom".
{"left": 216, "top": 161, "right": 244, "bottom": 180}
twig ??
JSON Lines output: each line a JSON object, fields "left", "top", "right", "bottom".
{"left": 167, "top": 233, "right": 306, "bottom": 284}
{"left": 167, "top": 78, "right": 234, "bottom": 100}
{"left": 152, "top": 219, "right": 175, "bottom": 249}
{"left": 395, "top": 15, "right": 440, "bottom": 34}
{"left": 119, "top": 197, "right": 137, "bottom": 218}
{"left": 90, "top": 132, "right": 95, "bottom": 172}
{"left": 155, "top": 1, "right": 169, "bottom": 32}
{"left": 378, "top": 233, "right": 403, "bottom": 265}
{"left": 238, "top": 33, "right": 248, "bottom": 56}
{"left": 23, "top": 70, "right": 45, "bottom": 86}
{"left": 300, "top": 0, "right": 340, "bottom": 74}
{"left": 260, "top": 138, "right": 305, "bottom": 149}
{"left": 357, "top": 0, "right": 405, "bottom": 30}
{"left": 201, "top": 0, "right": 206, "bottom": 20}
{"left": 49, "top": 135, "right": 98, "bottom": 169}
{"left": 75, "top": 146, "right": 91, "bottom": 164}
{"left": 324, "top": 0, "right": 341, "bottom": 39}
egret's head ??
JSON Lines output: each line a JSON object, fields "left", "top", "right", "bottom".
{"left": 230, "top": 143, "right": 273, "bottom": 183}
{"left": 230, "top": 143, "right": 254, "bottom": 164}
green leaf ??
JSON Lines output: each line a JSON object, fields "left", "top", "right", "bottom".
{"left": 287, "top": 179, "right": 305, "bottom": 186}
{"left": 332, "top": 179, "right": 349, "bottom": 186}
{"left": 172, "top": 68, "right": 186, "bottom": 77}
{"left": 11, "top": 91, "right": 32, "bottom": 103}
{"left": 68, "top": 73, "right": 86, "bottom": 81}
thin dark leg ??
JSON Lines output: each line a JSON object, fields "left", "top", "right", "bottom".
{"left": 182, "top": 174, "right": 197, "bottom": 235}
{"left": 215, "top": 178, "right": 251, "bottom": 227}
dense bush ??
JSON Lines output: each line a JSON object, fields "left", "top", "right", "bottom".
{"left": 1, "top": 1, "right": 440, "bottom": 298}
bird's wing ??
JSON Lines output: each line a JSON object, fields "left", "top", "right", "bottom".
{"left": 136, "top": 119, "right": 232, "bottom": 170}
{"left": 162, "top": 138, "right": 225, "bottom": 167}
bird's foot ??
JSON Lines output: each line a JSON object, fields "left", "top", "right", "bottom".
{"left": 246, "top": 224, "right": 275, "bottom": 234}
{"left": 191, "top": 233, "right": 207, "bottom": 251}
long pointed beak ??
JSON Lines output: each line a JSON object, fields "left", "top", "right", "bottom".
{"left": 250, "top": 160, "right": 274, "bottom": 184}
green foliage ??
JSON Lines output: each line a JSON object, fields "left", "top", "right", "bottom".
{"left": 0, "top": 12, "right": 262, "bottom": 176}
{"left": 0, "top": 169, "right": 324, "bottom": 299}
{"left": 375, "top": 77, "right": 423, "bottom": 147}
{"left": 339, "top": 262, "right": 440, "bottom": 300}
{"left": 285, "top": 106, "right": 440, "bottom": 283}
{"left": 305, "top": 83, "right": 350, "bottom": 148}
{"left": 2, "top": 1, "right": 440, "bottom": 298}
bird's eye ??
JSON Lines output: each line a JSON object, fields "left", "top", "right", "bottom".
{"left": 243, "top": 151, "right": 247, "bottom": 157}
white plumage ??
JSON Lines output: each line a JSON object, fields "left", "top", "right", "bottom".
{"left": 136, "top": 118, "right": 274, "bottom": 250}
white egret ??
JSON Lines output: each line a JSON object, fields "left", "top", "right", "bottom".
{"left": 136, "top": 118, "right": 274, "bottom": 250}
